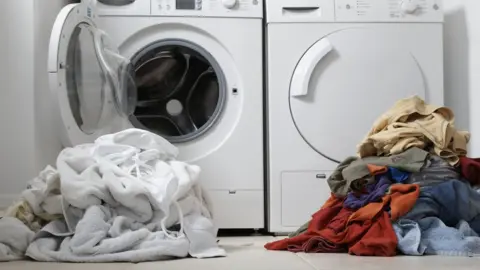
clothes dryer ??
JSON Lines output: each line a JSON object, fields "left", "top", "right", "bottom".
{"left": 266, "top": 0, "right": 444, "bottom": 233}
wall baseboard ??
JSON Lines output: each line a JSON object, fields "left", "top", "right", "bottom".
{"left": 0, "top": 194, "right": 17, "bottom": 209}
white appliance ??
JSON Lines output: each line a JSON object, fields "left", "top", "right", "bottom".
{"left": 48, "top": 0, "right": 265, "bottom": 229}
{"left": 266, "top": 0, "right": 444, "bottom": 233}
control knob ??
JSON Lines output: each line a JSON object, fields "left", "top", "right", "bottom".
{"left": 400, "top": 0, "right": 419, "bottom": 14}
{"left": 222, "top": 0, "right": 237, "bottom": 9}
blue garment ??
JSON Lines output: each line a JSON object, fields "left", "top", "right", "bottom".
{"left": 394, "top": 217, "right": 480, "bottom": 257}
{"left": 407, "top": 155, "right": 461, "bottom": 189}
{"left": 388, "top": 167, "right": 410, "bottom": 183}
{"left": 403, "top": 180, "right": 480, "bottom": 232}
{"left": 344, "top": 176, "right": 391, "bottom": 210}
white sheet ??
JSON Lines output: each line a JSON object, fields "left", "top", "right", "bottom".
{"left": 0, "top": 217, "right": 35, "bottom": 261}
{"left": 1, "top": 128, "right": 225, "bottom": 262}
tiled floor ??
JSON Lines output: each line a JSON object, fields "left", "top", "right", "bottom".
{"left": 1, "top": 236, "right": 480, "bottom": 269}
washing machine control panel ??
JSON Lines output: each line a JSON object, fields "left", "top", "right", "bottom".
{"left": 267, "top": 0, "right": 443, "bottom": 23}
{"left": 335, "top": 0, "right": 443, "bottom": 22}
{"left": 153, "top": 0, "right": 262, "bottom": 18}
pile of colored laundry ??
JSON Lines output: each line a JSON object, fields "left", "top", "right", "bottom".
{"left": 265, "top": 96, "right": 480, "bottom": 257}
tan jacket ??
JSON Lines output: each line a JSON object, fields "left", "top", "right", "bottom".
{"left": 357, "top": 96, "right": 470, "bottom": 165}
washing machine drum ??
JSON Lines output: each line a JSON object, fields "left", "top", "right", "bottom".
{"left": 131, "top": 45, "right": 223, "bottom": 143}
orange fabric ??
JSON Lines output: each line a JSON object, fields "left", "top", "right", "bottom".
{"left": 348, "top": 184, "right": 419, "bottom": 223}
{"left": 388, "top": 184, "right": 420, "bottom": 220}
{"left": 348, "top": 211, "right": 397, "bottom": 256}
{"left": 366, "top": 164, "right": 388, "bottom": 176}
{"left": 264, "top": 195, "right": 398, "bottom": 256}
{"left": 321, "top": 193, "right": 340, "bottom": 209}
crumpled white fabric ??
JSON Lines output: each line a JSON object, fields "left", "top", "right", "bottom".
{"left": 21, "top": 166, "right": 63, "bottom": 217}
{"left": 95, "top": 128, "right": 179, "bottom": 159}
{"left": 24, "top": 204, "right": 225, "bottom": 262}
{"left": 26, "top": 205, "right": 190, "bottom": 262}
{"left": 3, "top": 166, "right": 64, "bottom": 232}
{"left": 0, "top": 129, "right": 224, "bottom": 262}
{"left": 0, "top": 217, "right": 35, "bottom": 261}
{"left": 54, "top": 128, "right": 224, "bottom": 259}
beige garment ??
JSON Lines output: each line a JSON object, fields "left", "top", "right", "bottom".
{"left": 357, "top": 96, "right": 470, "bottom": 165}
{"left": 5, "top": 200, "right": 62, "bottom": 232}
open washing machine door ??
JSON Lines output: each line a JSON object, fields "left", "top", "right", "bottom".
{"left": 48, "top": 0, "right": 136, "bottom": 146}
{"left": 289, "top": 27, "right": 427, "bottom": 163}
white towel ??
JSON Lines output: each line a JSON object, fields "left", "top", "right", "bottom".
{"left": 54, "top": 128, "right": 224, "bottom": 260}
{"left": 0, "top": 128, "right": 224, "bottom": 262}
{"left": 21, "top": 166, "right": 63, "bottom": 217}
{"left": 0, "top": 217, "right": 35, "bottom": 261}
{"left": 25, "top": 205, "right": 225, "bottom": 262}
{"left": 26, "top": 206, "right": 190, "bottom": 262}
{"left": 95, "top": 128, "right": 179, "bottom": 159}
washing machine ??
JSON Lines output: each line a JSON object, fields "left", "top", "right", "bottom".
{"left": 48, "top": 0, "right": 265, "bottom": 229}
{"left": 266, "top": 0, "right": 444, "bottom": 233}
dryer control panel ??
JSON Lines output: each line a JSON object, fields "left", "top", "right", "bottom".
{"left": 335, "top": 0, "right": 443, "bottom": 22}
{"left": 153, "top": 0, "right": 263, "bottom": 18}
{"left": 267, "top": 0, "right": 443, "bottom": 23}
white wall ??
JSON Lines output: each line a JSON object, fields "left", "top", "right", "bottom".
{"left": 0, "top": 1, "right": 36, "bottom": 205}
{"left": 33, "top": 1, "right": 71, "bottom": 174}
{"left": 444, "top": 0, "right": 480, "bottom": 155}
{"left": 0, "top": 0, "right": 69, "bottom": 206}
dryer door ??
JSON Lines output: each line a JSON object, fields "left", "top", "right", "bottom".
{"left": 48, "top": 0, "right": 136, "bottom": 146}
{"left": 289, "top": 28, "right": 426, "bottom": 163}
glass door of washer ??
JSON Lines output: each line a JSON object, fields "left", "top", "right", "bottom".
{"left": 49, "top": 0, "right": 136, "bottom": 146}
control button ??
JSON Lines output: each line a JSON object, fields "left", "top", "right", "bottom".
{"left": 433, "top": 4, "right": 439, "bottom": 10}
{"left": 222, "top": 0, "right": 237, "bottom": 9}
{"left": 253, "top": 0, "right": 258, "bottom": 5}
{"left": 400, "top": 0, "right": 419, "bottom": 14}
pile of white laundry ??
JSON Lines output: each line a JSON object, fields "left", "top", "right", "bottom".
{"left": 0, "top": 129, "right": 226, "bottom": 262}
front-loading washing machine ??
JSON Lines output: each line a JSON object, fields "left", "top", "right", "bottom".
{"left": 266, "top": 0, "right": 444, "bottom": 233}
{"left": 48, "top": 0, "right": 265, "bottom": 229}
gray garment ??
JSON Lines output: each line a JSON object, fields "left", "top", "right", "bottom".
{"left": 342, "top": 147, "right": 428, "bottom": 181}
{"left": 326, "top": 157, "right": 359, "bottom": 198}
{"left": 25, "top": 205, "right": 225, "bottom": 262}
{"left": 407, "top": 155, "right": 461, "bottom": 188}
{"left": 0, "top": 217, "right": 35, "bottom": 261}
{"left": 328, "top": 148, "right": 429, "bottom": 197}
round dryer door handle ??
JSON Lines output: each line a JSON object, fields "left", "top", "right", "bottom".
{"left": 291, "top": 38, "right": 333, "bottom": 97}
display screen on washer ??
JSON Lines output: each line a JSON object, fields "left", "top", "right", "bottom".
{"left": 130, "top": 41, "right": 225, "bottom": 143}
{"left": 176, "top": 0, "right": 201, "bottom": 10}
